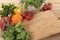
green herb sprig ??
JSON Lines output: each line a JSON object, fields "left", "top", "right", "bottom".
{"left": 0, "top": 3, "right": 16, "bottom": 16}
{"left": 21, "top": 0, "right": 45, "bottom": 9}
{"left": 4, "top": 22, "right": 30, "bottom": 40}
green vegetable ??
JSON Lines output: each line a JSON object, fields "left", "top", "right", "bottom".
{"left": 16, "top": 31, "right": 26, "bottom": 40}
{"left": 25, "top": 32, "right": 30, "bottom": 40}
{"left": 4, "top": 24, "right": 15, "bottom": 40}
{"left": 0, "top": 3, "right": 16, "bottom": 16}
{"left": 3, "top": 22, "right": 30, "bottom": 40}
{"left": 21, "top": 0, "right": 45, "bottom": 9}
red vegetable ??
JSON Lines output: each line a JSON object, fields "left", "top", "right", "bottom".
{"left": 0, "top": 16, "right": 11, "bottom": 31}
{"left": 0, "top": 18, "right": 5, "bottom": 29}
{"left": 22, "top": 13, "right": 27, "bottom": 18}
{"left": 47, "top": 3, "right": 52, "bottom": 10}
{"left": 22, "top": 11, "right": 34, "bottom": 20}
{"left": 3, "top": 26, "right": 8, "bottom": 31}
{"left": 42, "top": 3, "right": 52, "bottom": 11}
{"left": 27, "top": 11, "right": 34, "bottom": 17}
{"left": 26, "top": 15, "right": 32, "bottom": 20}
{"left": 42, "top": 5, "right": 48, "bottom": 11}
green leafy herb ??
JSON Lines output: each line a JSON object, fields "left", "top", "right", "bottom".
{"left": 3, "top": 22, "right": 30, "bottom": 40}
{"left": 4, "top": 24, "right": 15, "bottom": 40}
{"left": 0, "top": 3, "right": 16, "bottom": 16}
{"left": 21, "top": 0, "right": 45, "bottom": 9}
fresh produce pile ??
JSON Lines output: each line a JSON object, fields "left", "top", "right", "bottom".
{"left": 0, "top": 3, "right": 30, "bottom": 40}
{"left": 0, "top": 0, "right": 52, "bottom": 40}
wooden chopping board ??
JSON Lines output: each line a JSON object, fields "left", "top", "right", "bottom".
{"left": 23, "top": 11, "right": 60, "bottom": 40}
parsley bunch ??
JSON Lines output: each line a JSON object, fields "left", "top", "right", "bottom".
{"left": 21, "top": 0, "right": 45, "bottom": 9}
{"left": 3, "top": 22, "right": 30, "bottom": 40}
{"left": 0, "top": 3, "right": 16, "bottom": 16}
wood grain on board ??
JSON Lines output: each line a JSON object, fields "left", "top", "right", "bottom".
{"left": 46, "top": 0, "right": 60, "bottom": 18}
{"left": 46, "top": 0, "right": 60, "bottom": 3}
{"left": 23, "top": 11, "right": 60, "bottom": 40}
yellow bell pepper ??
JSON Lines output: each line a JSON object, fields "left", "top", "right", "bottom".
{"left": 13, "top": 8, "right": 20, "bottom": 14}
{"left": 13, "top": 4, "right": 25, "bottom": 15}
{"left": 19, "top": 4, "right": 25, "bottom": 14}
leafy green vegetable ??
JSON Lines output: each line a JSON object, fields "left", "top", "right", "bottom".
{"left": 25, "top": 32, "right": 30, "bottom": 40}
{"left": 3, "top": 22, "right": 30, "bottom": 40}
{"left": 4, "top": 24, "right": 15, "bottom": 40}
{"left": 0, "top": 3, "right": 16, "bottom": 16}
{"left": 16, "top": 31, "right": 26, "bottom": 40}
{"left": 21, "top": 0, "right": 45, "bottom": 9}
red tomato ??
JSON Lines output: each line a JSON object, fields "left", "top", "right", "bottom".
{"left": 26, "top": 15, "right": 32, "bottom": 20}
{"left": 47, "top": 3, "right": 52, "bottom": 10}
{"left": 42, "top": 3, "right": 52, "bottom": 11}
